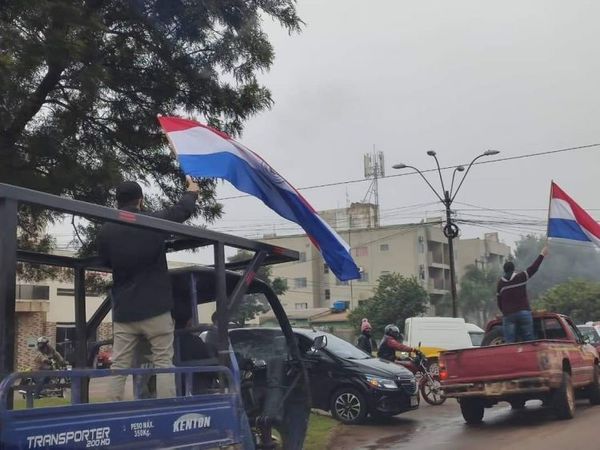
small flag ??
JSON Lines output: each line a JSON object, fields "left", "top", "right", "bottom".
{"left": 158, "top": 116, "right": 361, "bottom": 281}
{"left": 548, "top": 182, "right": 600, "bottom": 247}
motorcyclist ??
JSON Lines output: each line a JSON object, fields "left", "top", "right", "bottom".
{"left": 33, "top": 337, "right": 66, "bottom": 398}
{"left": 377, "top": 325, "right": 416, "bottom": 362}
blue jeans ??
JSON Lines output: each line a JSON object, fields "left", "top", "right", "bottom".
{"left": 503, "top": 310, "right": 534, "bottom": 343}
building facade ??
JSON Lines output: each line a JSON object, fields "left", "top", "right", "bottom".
{"left": 260, "top": 204, "right": 511, "bottom": 317}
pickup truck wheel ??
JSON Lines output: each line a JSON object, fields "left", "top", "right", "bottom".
{"left": 553, "top": 372, "right": 575, "bottom": 420}
{"left": 330, "top": 388, "right": 368, "bottom": 425}
{"left": 481, "top": 328, "right": 505, "bottom": 346}
{"left": 588, "top": 365, "right": 600, "bottom": 405}
{"left": 460, "top": 399, "right": 485, "bottom": 424}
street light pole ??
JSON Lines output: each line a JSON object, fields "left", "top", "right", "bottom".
{"left": 393, "top": 150, "right": 499, "bottom": 318}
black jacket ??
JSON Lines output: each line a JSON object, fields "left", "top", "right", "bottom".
{"left": 356, "top": 333, "right": 373, "bottom": 355}
{"left": 98, "top": 192, "right": 197, "bottom": 323}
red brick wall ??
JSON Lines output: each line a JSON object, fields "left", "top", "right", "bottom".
{"left": 15, "top": 311, "right": 50, "bottom": 371}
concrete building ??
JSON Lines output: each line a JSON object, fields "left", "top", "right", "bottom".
{"left": 457, "top": 232, "right": 510, "bottom": 278}
{"left": 260, "top": 204, "right": 511, "bottom": 317}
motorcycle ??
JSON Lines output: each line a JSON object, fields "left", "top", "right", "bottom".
{"left": 396, "top": 348, "right": 446, "bottom": 406}
{"left": 18, "top": 360, "right": 71, "bottom": 400}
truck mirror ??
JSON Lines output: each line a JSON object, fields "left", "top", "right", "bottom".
{"left": 582, "top": 335, "right": 591, "bottom": 345}
{"left": 311, "top": 335, "right": 327, "bottom": 351}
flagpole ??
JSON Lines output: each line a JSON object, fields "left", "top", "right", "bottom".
{"left": 546, "top": 180, "right": 553, "bottom": 244}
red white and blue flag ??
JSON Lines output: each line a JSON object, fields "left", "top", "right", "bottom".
{"left": 548, "top": 182, "right": 600, "bottom": 247}
{"left": 158, "top": 116, "right": 361, "bottom": 281}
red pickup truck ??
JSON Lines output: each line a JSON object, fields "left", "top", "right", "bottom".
{"left": 440, "top": 312, "right": 600, "bottom": 424}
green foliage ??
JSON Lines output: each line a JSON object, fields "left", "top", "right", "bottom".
{"left": 514, "top": 235, "right": 600, "bottom": 299}
{"left": 534, "top": 279, "right": 600, "bottom": 323}
{"left": 348, "top": 273, "right": 429, "bottom": 337}
{"left": 0, "top": 0, "right": 301, "bottom": 262}
{"left": 458, "top": 264, "right": 499, "bottom": 326}
{"left": 227, "top": 250, "right": 288, "bottom": 326}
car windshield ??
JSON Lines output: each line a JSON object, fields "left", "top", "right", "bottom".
{"left": 318, "top": 332, "right": 371, "bottom": 359}
{"left": 578, "top": 326, "right": 600, "bottom": 344}
{"left": 469, "top": 331, "right": 484, "bottom": 346}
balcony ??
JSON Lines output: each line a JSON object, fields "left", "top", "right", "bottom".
{"left": 428, "top": 278, "right": 449, "bottom": 293}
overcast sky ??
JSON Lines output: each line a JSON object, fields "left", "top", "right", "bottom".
{"left": 50, "top": 0, "right": 600, "bottom": 263}
{"left": 199, "top": 0, "right": 600, "bottom": 250}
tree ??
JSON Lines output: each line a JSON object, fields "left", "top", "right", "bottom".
{"left": 514, "top": 235, "right": 600, "bottom": 300}
{"left": 458, "top": 265, "right": 499, "bottom": 326}
{"left": 534, "top": 279, "right": 600, "bottom": 323}
{"left": 0, "top": 0, "right": 301, "bottom": 255}
{"left": 348, "top": 273, "right": 429, "bottom": 338}
{"left": 227, "top": 250, "right": 288, "bottom": 327}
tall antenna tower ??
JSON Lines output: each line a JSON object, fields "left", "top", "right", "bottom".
{"left": 362, "top": 146, "right": 385, "bottom": 226}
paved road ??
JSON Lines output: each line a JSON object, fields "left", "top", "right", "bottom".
{"left": 330, "top": 399, "right": 600, "bottom": 450}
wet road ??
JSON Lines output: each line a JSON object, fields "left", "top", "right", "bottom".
{"left": 330, "top": 399, "right": 600, "bottom": 450}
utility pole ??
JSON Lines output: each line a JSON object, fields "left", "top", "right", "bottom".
{"left": 393, "top": 150, "right": 499, "bottom": 318}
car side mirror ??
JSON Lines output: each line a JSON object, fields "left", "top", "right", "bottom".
{"left": 582, "top": 335, "right": 591, "bottom": 345}
{"left": 311, "top": 335, "right": 327, "bottom": 352}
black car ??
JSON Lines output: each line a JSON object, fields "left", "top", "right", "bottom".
{"left": 229, "top": 327, "right": 419, "bottom": 424}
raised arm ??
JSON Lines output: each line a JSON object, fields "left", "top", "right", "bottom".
{"left": 152, "top": 176, "right": 199, "bottom": 223}
{"left": 525, "top": 246, "right": 548, "bottom": 279}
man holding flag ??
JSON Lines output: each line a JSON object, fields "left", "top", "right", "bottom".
{"left": 497, "top": 246, "right": 548, "bottom": 343}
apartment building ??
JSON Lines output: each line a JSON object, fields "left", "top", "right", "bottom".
{"left": 260, "top": 203, "right": 510, "bottom": 316}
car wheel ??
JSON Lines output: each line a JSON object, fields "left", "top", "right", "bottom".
{"left": 553, "top": 372, "right": 575, "bottom": 420}
{"left": 330, "top": 388, "right": 368, "bottom": 425}
{"left": 481, "top": 328, "right": 505, "bottom": 346}
{"left": 588, "top": 365, "right": 600, "bottom": 405}
{"left": 460, "top": 398, "right": 485, "bottom": 424}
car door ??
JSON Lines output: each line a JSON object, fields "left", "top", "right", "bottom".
{"left": 297, "top": 334, "right": 339, "bottom": 411}
{"left": 564, "top": 318, "right": 595, "bottom": 385}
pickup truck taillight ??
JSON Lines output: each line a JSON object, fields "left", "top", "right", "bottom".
{"left": 439, "top": 364, "right": 448, "bottom": 381}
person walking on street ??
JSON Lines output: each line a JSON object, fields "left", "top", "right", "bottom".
{"left": 377, "top": 325, "right": 416, "bottom": 362}
{"left": 497, "top": 246, "right": 548, "bottom": 343}
{"left": 356, "top": 318, "right": 375, "bottom": 355}
{"left": 99, "top": 176, "right": 199, "bottom": 401}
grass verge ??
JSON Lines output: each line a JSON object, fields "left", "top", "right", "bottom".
{"left": 304, "top": 413, "right": 338, "bottom": 450}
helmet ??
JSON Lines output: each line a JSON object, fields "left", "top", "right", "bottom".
{"left": 384, "top": 324, "right": 400, "bottom": 339}
{"left": 37, "top": 337, "right": 49, "bottom": 345}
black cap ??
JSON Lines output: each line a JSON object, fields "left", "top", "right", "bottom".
{"left": 116, "top": 181, "right": 143, "bottom": 207}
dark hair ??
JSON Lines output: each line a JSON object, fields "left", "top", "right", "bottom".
{"left": 116, "top": 181, "right": 143, "bottom": 208}
{"left": 211, "top": 311, "right": 218, "bottom": 325}
{"left": 503, "top": 261, "right": 515, "bottom": 276}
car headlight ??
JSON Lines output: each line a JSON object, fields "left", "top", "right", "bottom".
{"left": 365, "top": 375, "right": 398, "bottom": 390}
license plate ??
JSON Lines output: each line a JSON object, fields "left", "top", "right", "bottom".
{"left": 410, "top": 395, "right": 419, "bottom": 406}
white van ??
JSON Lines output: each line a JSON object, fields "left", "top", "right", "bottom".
{"left": 403, "top": 317, "right": 482, "bottom": 359}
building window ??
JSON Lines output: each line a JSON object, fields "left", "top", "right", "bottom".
{"left": 325, "top": 289, "right": 331, "bottom": 300}
{"left": 358, "top": 272, "right": 369, "bottom": 282}
{"left": 298, "top": 252, "right": 307, "bottom": 262}
{"left": 294, "top": 277, "right": 307, "bottom": 288}
{"left": 16, "top": 284, "right": 49, "bottom": 300}
{"left": 354, "top": 246, "right": 368, "bottom": 257}
{"left": 336, "top": 279, "right": 349, "bottom": 286}
{"left": 323, "top": 264, "right": 329, "bottom": 274}
{"left": 380, "top": 244, "right": 389, "bottom": 252}
{"left": 57, "top": 288, "right": 103, "bottom": 297}
{"left": 294, "top": 303, "right": 308, "bottom": 310}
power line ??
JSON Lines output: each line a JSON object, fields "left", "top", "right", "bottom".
{"left": 217, "top": 142, "right": 600, "bottom": 200}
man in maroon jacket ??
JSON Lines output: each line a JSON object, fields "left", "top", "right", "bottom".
{"left": 497, "top": 246, "right": 548, "bottom": 343}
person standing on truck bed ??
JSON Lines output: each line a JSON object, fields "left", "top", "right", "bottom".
{"left": 98, "top": 176, "right": 199, "bottom": 401}
{"left": 497, "top": 246, "right": 548, "bottom": 343}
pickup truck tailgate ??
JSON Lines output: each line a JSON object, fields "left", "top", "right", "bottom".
{"left": 442, "top": 342, "right": 544, "bottom": 384}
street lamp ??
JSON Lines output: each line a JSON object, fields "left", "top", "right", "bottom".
{"left": 393, "top": 150, "right": 500, "bottom": 318}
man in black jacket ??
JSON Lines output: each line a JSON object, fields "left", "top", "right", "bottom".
{"left": 99, "top": 176, "right": 199, "bottom": 401}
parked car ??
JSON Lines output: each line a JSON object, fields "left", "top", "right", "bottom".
{"left": 466, "top": 323, "right": 484, "bottom": 346}
{"left": 577, "top": 325, "right": 600, "bottom": 353}
{"left": 440, "top": 312, "right": 600, "bottom": 424}
{"left": 229, "top": 328, "right": 419, "bottom": 425}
